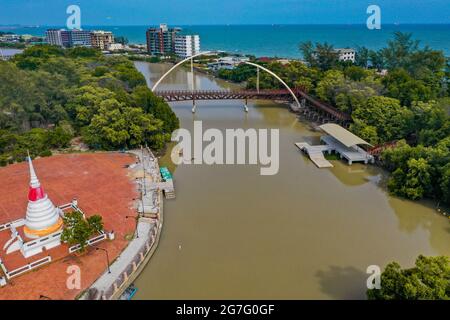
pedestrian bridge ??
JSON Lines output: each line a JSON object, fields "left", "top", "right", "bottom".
{"left": 151, "top": 51, "right": 352, "bottom": 124}
{"left": 154, "top": 88, "right": 351, "bottom": 123}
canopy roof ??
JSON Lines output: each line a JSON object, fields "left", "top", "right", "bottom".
{"left": 319, "top": 123, "right": 372, "bottom": 148}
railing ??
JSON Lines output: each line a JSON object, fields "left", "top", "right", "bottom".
{"left": 0, "top": 256, "right": 52, "bottom": 279}
{"left": 97, "top": 223, "right": 159, "bottom": 300}
{"left": 69, "top": 232, "right": 107, "bottom": 253}
{"left": 0, "top": 219, "right": 25, "bottom": 232}
{"left": 368, "top": 141, "right": 398, "bottom": 156}
{"left": 155, "top": 88, "right": 351, "bottom": 121}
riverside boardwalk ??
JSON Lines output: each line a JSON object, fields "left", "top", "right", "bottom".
{"left": 296, "top": 124, "right": 374, "bottom": 168}
{"left": 82, "top": 147, "right": 166, "bottom": 300}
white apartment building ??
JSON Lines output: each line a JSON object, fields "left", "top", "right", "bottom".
{"left": 174, "top": 35, "right": 200, "bottom": 58}
{"left": 207, "top": 56, "right": 250, "bottom": 71}
{"left": 45, "top": 29, "right": 64, "bottom": 47}
{"left": 335, "top": 48, "right": 356, "bottom": 63}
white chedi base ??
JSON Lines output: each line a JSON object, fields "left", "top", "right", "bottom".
{"left": 24, "top": 195, "right": 63, "bottom": 239}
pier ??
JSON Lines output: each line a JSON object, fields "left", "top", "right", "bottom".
{"left": 296, "top": 124, "right": 375, "bottom": 168}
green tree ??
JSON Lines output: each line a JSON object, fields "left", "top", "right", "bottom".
{"left": 355, "top": 46, "right": 370, "bottom": 68}
{"left": 380, "top": 32, "right": 419, "bottom": 71}
{"left": 352, "top": 96, "right": 413, "bottom": 142}
{"left": 47, "top": 123, "right": 74, "bottom": 148}
{"left": 83, "top": 98, "right": 162, "bottom": 150}
{"left": 61, "top": 211, "right": 104, "bottom": 252}
{"left": 367, "top": 255, "right": 450, "bottom": 300}
{"left": 299, "top": 41, "right": 339, "bottom": 71}
{"left": 383, "top": 69, "right": 434, "bottom": 107}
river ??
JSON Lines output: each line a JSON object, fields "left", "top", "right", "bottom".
{"left": 132, "top": 61, "right": 450, "bottom": 299}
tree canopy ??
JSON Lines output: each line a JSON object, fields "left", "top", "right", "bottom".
{"left": 367, "top": 255, "right": 450, "bottom": 300}
{"left": 0, "top": 44, "right": 179, "bottom": 165}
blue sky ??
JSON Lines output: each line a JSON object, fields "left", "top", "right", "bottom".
{"left": 0, "top": 0, "right": 449, "bottom": 25}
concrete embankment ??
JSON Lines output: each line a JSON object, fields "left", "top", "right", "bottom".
{"left": 81, "top": 148, "right": 165, "bottom": 300}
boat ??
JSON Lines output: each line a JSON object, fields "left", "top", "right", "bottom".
{"left": 160, "top": 167, "right": 173, "bottom": 182}
{"left": 119, "top": 284, "right": 138, "bottom": 300}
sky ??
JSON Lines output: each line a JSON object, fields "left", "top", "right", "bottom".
{"left": 0, "top": 0, "right": 449, "bottom": 26}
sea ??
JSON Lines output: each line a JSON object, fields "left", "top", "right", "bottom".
{"left": 2, "top": 24, "right": 449, "bottom": 58}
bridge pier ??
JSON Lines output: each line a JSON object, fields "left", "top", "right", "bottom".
{"left": 244, "top": 98, "right": 249, "bottom": 112}
{"left": 192, "top": 99, "right": 196, "bottom": 113}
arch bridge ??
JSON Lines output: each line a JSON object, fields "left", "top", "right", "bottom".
{"left": 151, "top": 51, "right": 351, "bottom": 124}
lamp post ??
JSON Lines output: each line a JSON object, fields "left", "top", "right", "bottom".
{"left": 125, "top": 215, "right": 139, "bottom": 239}
{"left": 141, "top": 146, "right": 147, "bottom": 196}
{"left": 96, "top": 247, "right": 111, "bottom": 274}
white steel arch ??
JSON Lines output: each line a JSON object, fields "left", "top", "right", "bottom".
{"left": 151, "top": 51, "right": 215, "bottom": 91}
{"left": 243, "top": 61, "right": 301, "bottom": 108}
{"left": 151, "top": 52, "right": 301, "bottom": 109}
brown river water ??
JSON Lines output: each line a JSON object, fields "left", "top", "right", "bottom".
{"left": 133, "top": 61, "right": 449, "bottom": 299}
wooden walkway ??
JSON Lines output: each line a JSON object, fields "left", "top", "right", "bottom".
{"left": 295, "top": 143, "right": 334, "bottom": 168}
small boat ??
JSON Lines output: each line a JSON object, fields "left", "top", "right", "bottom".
{"left": 119, "top": 284, "right": 138, "bottom": 300}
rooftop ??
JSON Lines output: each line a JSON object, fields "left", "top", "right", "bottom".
{"left": 319, "top": 123, "right": 372, "bottom": 148}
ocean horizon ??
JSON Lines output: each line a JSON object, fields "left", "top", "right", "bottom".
{"left": 3, "top": 24, "right": 449, "bottom": 58}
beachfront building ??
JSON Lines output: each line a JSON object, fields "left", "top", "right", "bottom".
{"left": 0, "top": 34, "right": 21, "bottom": 42}
{"left": 46, "top": 29, "right": 90, "bottom": 47}
{"left": 107, "top": 43, "right": 124, "bottom": 51}
{"left": 207, "top": 56, "right": 250, "bottom": 71}
{"left": 45, "top": 29, "right": 65, "bottom": 47}
{"left": 70, "top": 29, "right": 92, "bottom": 47}
{"left": 46, "top": 29, "right": 115, "bottom": 48}
{"left": 174, "top": 34, "right": 200, "bottom": 58}
{"left": 91, "top": 30, "right": 114, "bottom": 51}
{"left": 146, "top": 24, "right": 181, "bottom": 55}
{"left": 335, "top": 48, "right": 356, "bottom": 63}
{"left": 0, "top": 48, "right": 24, "bottom": 61}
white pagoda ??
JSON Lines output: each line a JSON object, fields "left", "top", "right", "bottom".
{"left": 23, "top": 156, "right": 63, "bottom": 239}
{"left": 1, "top": 156, "right": 64, "bottom": 259}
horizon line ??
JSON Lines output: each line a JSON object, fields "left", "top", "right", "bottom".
{"left": 1, "top": 23, "right": 450, "bottom": 28}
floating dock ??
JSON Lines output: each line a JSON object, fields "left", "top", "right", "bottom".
{"left": 159, "top": 167, "right": 176, "bottom": 199}
{"left": 295, "top": 143, "right": 334, "bottom": 168}
{"left": 295, "top": 124, "right": 375, "bottom": 169}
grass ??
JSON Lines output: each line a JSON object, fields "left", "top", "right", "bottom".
{"left": 324, "top": 153, "right": 341, "bottom": 160}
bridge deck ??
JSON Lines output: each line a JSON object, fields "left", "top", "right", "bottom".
{"left": 154, "top": 89, "right": 352, "bottom": 122}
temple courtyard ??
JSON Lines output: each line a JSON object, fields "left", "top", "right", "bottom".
{"left": 0, "top": 153, "right": 139, "bottom": 300}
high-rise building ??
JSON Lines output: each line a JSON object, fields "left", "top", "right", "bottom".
{"left": 146, "top": 24, "right": 181, "bottom": 55}
{"left": 45, "top": 29, "right": 64, "bottom": 47}
{"left": 174, "top": 35, "right": 201, "bottom": 58}
{"left": 46, "top": 29, "right": 95, "bottom": 48}
{"left": 70, "top": 29, "right": 92, "bottom": 47}
{"left": 91, "top": 30, "right": 114, "bottom": 50}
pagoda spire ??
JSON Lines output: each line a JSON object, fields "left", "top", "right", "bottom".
{"left": 27, "top": 151, "right": 40, "bottom": 188}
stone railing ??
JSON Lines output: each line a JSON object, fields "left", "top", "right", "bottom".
{"left": 0, "top": 255, "right": 52, "bottom": 279}
{"left": 94, "top": 222, "right": 159, "bottom": 300}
